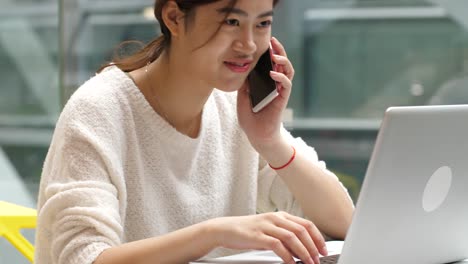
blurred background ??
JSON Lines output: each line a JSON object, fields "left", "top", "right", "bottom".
{"left": 1, "top": 0, "right": 468, "bottom": 262}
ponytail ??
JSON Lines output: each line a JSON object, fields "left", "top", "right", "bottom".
{"left": 97, "top": 34, "right": 168, "bottom": 73}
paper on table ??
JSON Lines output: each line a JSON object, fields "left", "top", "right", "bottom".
{"left": 191, "top": 241, "right": 344, "bottom": 264}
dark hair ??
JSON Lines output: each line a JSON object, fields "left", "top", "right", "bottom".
{"left": 99, "top": 0, "right": 280, "bottom": 73}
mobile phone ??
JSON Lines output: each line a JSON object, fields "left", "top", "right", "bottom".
{"left": 248, "top": 44, "right": 279, "bottom": 113}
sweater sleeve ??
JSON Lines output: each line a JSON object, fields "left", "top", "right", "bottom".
{"left": 256, "top": 126, "right": 352, "bottom": 218}
{"left": 35, "top": 90, "right": 126, "bottom": 264}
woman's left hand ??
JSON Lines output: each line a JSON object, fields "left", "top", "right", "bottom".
{"left": 237, "top": 37, "right": 295, "bottom": 151}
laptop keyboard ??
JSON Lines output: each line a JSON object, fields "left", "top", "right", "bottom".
{"left": 295, "top": 254, "right": 340, "bottom": 264}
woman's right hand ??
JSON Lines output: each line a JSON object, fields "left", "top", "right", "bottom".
{"left": 207, "top": 211, "right": 328, "bottom": 264}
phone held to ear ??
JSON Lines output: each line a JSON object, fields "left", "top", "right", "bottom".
{"left": 248, "top": 44, "right": 279, "bottom": 113}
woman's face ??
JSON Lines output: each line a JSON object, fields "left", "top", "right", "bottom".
{"left": 175, "top": 0, "right": 275, "bottom": 92}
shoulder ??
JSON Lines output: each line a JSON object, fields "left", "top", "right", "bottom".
{"left": 56, "top": 66, "right": 137, "bottom": 140}
{"left": 64, "top": 66, "right": 136, "bottom": 119}
{"left": 67, "top": 66, "right": 132, "bottom": 112}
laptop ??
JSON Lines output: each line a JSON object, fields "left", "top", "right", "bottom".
{"left": 196, "top": 105, "right": 468, "bottom": 264}
{"left": 324, "top": 104, "right": 468, "bottom": 264}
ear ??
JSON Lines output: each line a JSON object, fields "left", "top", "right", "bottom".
{"left": 162, "top": 0, "right": 185, "bottom": 38}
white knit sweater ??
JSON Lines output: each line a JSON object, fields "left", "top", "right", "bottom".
{"left": 34, "top": 66, "right": 341, "bottom": 264}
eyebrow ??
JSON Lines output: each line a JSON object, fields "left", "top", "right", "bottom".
{"left": 216, "top": 7, "right": 274, "bottom": 18}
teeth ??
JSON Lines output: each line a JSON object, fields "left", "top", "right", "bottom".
{"left": 229, "top": 62, "right": 245, "bottom": 67}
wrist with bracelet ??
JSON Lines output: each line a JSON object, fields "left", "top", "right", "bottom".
{"left": 268, "top": 145, "right": 296, "bottom": 170}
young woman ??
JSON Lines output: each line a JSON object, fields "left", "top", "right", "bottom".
{"left": 34, "top": 1, "right": 354, "bottom": 264}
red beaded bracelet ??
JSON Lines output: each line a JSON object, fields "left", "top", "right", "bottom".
{"left": 269, "top": 146, "right": 296, "bottom": 170}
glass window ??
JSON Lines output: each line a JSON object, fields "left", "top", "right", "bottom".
{"left": 61, "top": 0, "right": 159, "bottom": 99}
{"left": 302, "top": 2, "right": 468, "bottom": 118}
{"left": 0, "top": 0, "right": 58, "bottom": 205}
{"left": 0, "top": 0, "right": 58, "bottom": 262}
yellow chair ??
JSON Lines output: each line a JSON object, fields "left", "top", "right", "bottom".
{"left": 0, "top": 201, "right": 37, "bottom": 262}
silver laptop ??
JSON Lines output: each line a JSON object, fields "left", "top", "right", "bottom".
{"left": 333, "top": 104, "right": 468, "bottom": 264}
{"left": 195, "top": 105, "right": 468, "bottom": 264}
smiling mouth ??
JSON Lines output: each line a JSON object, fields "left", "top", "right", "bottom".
{"left": 224, "top": 61, "right": 251, "bottom": 73}
{"left": 225, "top": 62, "right": 250, "bottom": 67}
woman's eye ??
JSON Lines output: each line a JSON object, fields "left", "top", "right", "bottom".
{"left": 225, "top": 19, "right": 240, "bottom": 26}
{"left": 258, "top": 20, "right": 272, "bottom": 28}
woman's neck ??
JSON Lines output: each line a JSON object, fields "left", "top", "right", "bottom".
{"left": 130, "top": 54, "right": 213, "bottom": 138}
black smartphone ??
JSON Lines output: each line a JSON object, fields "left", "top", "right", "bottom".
{"left": 248, "top": 44, "right": 279, "bottom": 113}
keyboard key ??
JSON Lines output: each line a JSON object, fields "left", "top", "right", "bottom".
{"left": 294, "top": 254, "right": 340, "bottom": 264}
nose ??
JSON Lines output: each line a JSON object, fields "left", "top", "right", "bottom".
{"left": 232, "top": 28, "right": 256, "bottom": 55}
